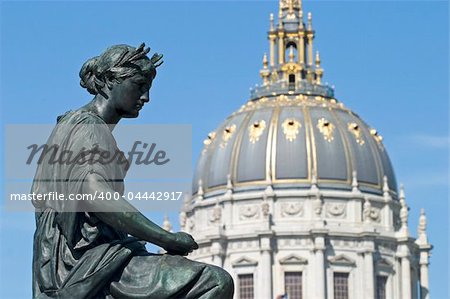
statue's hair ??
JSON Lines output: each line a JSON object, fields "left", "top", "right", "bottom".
{"left": 79, "top": 43, "right": 163, "bottom": 95}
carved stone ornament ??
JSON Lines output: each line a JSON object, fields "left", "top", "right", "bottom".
{"left": 317, "top": 118, "right": 335, "bottom": 142}
{"left": 209, "top": 204, "right": 222, "bottom": 224}
{"left": 221, "top": 124, "right": 236, "bottom": 148}
{"left": 261, "top": 201, "right": 270, "bottom": 217}
{"left": 232, "top": 256, "right": 258, "bottom": 267}
{"left": 282, "top": 118, "right": 301, "bottom": 142}
{"left": 363, "top": 198, "right": 371, "bottom": 221}
{"left": 279, "top": 254, "right": 308, "bottom": 265}
{"left": 249, "top": 120, "right": 266, "bottom": 143}
{"left": 348, "top": 122, "right": 365, "bottom": 145}
{"left": 326, "top": 202, "right": 346, "bottom": 217}
{"left": 281, "top": 202, "right": 303, "bottom": 217}
{"left": 239, "top": 204, "right": 260, "bottom": 220}
{"left": 314, "top": 196, "right": 323, "bottom": 215}
{"left": 369, "top": 207, "right": 381, "bottom": 223}
{"left": 328, "top": 254, "right": 356, "bottom": 266}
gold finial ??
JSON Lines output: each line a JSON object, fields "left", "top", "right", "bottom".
{"left": 270, "top": 13, "right": 275, "bottom": 31}
{"left": 307, "top": 12, "right": 313, "bottom": 30}
{"left": 263, "top": 53, "right": 268, "bottom": 69}
{"left": 314, "top": 51, "right": 323, "bottom": 84}
{"left": 288, "top": 47, "right": 295, "bottom": 62}
{"left": 299, "top": 11, "right": 304, "bottom": 29}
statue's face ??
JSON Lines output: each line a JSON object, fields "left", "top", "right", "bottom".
{"left": 110, "top": 73, "right": 153, "bottom": 118}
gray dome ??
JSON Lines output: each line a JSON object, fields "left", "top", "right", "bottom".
{"left": 193, "top": 94, "right": 397, "bottom": 197}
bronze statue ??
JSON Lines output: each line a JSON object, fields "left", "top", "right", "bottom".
{"left": 31, "top": 44, "right": 234, "bottom": 299}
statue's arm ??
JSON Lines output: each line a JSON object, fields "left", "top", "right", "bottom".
{"left": 82, "top": 172, "right": 198, "bottom": 255}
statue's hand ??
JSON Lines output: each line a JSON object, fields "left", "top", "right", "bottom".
{"left": 164, "top": 232, "right": 199, "bottom": 256}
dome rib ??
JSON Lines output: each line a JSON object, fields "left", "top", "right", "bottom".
{"left": 193, "top": 96, "right": 398, "bottom": 198}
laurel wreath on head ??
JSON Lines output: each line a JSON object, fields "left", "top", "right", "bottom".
{"left": 108, "top": 43, "right": 163, "bottom": 74}
{"left": 95, "top": 43, "right": 163, "bottom": 90}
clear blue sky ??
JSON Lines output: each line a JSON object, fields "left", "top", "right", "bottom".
{"left": 0, "top": 1, "right": 448, "bottom": 298}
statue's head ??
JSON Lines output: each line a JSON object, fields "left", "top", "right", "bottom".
{"left": 79, "top": 43, "right": 163, "bottom": 96}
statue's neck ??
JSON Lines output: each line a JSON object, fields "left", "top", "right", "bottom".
{"left": 82, "top": 96, "right": 120, "bottom": 130}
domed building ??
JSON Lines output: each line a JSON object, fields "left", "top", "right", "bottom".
{"left": 179, "top": 1, "right": 432, "bottom": 298}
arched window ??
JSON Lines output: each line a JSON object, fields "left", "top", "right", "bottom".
{"left": 285, "top": 41, "right": 297, "bottom": 62}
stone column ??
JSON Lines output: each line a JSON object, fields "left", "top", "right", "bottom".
{"left": 307, "top": 34, "right": 314, "bottom": 67}
{"left": 260, "top": 236, "right": 273, "bottom": 299}
{"left": 269, "top": 36, "right": 276, "bottom": 67}
{"left": 298, "top": 32, "right": 305, "bottom": 65}
{"left": 314, "top": 235, "right": 326, "bottom": 299}
{"left": 364, "top": 251, "right": 375, "bottom": 298}
{"left": 401, "top": 256, "right": 412, "bottom": 299}
{"left": 419, "top": 251, "right": 430, "bottom": 299}
{"left": 278, "top": 31, "right": 285, "bottom": 65}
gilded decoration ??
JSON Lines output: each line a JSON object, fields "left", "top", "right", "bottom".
{"left": 203, "top": 131, "right": 216, "bottom": 146}
{"left": 317, "top": 118, "right": 335, "bottom": 142}
{"left": 348, "top": 122, "right": 365, "bottom": 145}
{"left": 202, "top": 131, "right": 216, "bottom": 154}
{"left": 282, "top": 118, "right": 301, "bottom": 141}
{"left": 221, "top": 124, "right": 236, "bottom": 148}
{"left": 370, "top": 128, "right": 383, "bottom": 144}
{"left": 280, "top": 0, "right": 300, "bottom": 10}
{"left": 249, "top": 120, "right": 266, "bottom": 143}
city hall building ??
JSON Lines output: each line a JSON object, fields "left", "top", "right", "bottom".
{"left": 178, "top": 1, "right": 432, "bottom": 298}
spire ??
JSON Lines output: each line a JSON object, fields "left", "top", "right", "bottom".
{"left": 416, "top": 208, "right": 429, "bottom": 244}
{"left": 263, "top": 53, "right": 268, "bottom": 68}
{"left": 252, "top": 0, "right": 333, "bottom": 100}
{"left": 223, "top": 173, "right": 234, "bottom": 200}
{"left": 298, "top": 11, "right": 304, "bottom": 29}
{"left": 399, "top": 184, "right": 409, "bottom": 236}
{"left": 382, "top": 175, "right": 391, "bottom": 201}
{"left": 270, "top": 13, "right": 275, "bottom": 31}
{"left": 195, "top": 179, "right": 204, "bottom": 202}
{"left": 307, "top": 12, "right": 313, "bottom": 30}
{"left": 315, "top": 51, "right": 323, "bottom": 84}
{"left": 288, "top": 46, "right": 295, "bottom": 62}
{"left": 351, "top": 170, "right": 361, "bottom": 194}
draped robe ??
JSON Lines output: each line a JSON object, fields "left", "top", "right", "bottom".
{"left": 32, "top": 110, "right": 232, "bottom": 299}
